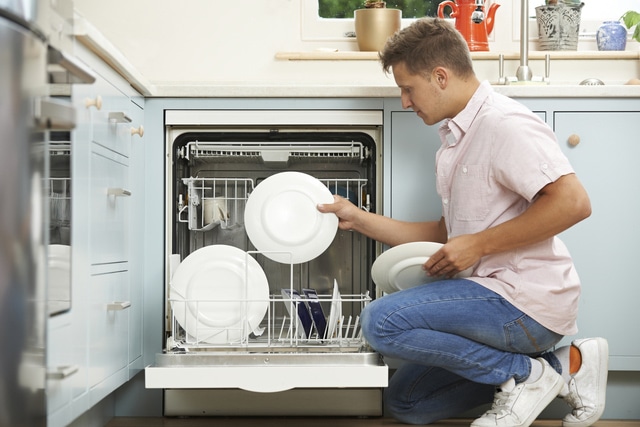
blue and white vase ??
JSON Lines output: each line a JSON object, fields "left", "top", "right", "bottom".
{"left": 596, "top": 21, "right": 627, "bottom": 51}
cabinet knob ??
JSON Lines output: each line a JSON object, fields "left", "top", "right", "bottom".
{"left": 567, "top": 134, "right": 581, "bottom": 147}
{"left": 85, "top": 95, "right": 102, "bottom": 110}
{"left": 131, "top": 125, "right": 144, "bottom": 137}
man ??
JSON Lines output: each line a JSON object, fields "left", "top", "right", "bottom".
{"left": 317, "top": 18, "right": 608, "bottom": 427}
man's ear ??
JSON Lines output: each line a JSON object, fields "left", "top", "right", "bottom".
{"left": 433, "top": 67, "right": 448, "bottom": 88}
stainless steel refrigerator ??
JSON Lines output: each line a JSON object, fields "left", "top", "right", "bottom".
{"left": 0, "top": 2, "right": 49, "bottom": 426}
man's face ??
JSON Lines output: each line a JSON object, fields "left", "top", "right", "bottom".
{"left": 392, "top": 62, "right": 446, "bottom": 126}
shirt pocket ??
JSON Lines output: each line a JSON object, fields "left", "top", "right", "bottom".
{"left": 452, "top": 164, "right": 490, "bottom": 221}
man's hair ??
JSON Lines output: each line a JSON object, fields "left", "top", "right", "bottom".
{"left": 379, "top": 18, "right": 474, "bottom": 80}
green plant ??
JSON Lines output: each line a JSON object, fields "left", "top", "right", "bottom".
{"left": 364, "top": 0, "right": 386, "bottom": 7}
{"left": 621, "top": 10, "right": 640, "bottom": 42}
{"left": 545, "top": 0, "right": 582, "bottom": 5}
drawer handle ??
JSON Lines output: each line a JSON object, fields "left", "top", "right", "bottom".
{"left": 85, "top": 95, "right": 102, "bottom": 110}
{"left": 107, "top": 301, "right": 131, "bottom": 311}
{"left": 107, "top": 188, "right": 132, "bottom": 197}
{"left": 109, "top": 111, "right": 132, "bottom": 123}
{"left": 568, "top": 134, "right": 581, "bottom": 147}
{"left": 47, "top": 365, "right": 79, "bottom": 380}
{"left": 131, "top": 125, "right": 144, "bottom": 137}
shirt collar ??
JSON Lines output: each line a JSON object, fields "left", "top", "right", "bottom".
{"left": 438, "top": 80, "right": 493, "bottom": 147}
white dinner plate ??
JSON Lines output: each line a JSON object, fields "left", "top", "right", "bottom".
{"left": 244, "top": 172, "right": 338, "bottom": 264}
{"left": 325, "top": 279, "right": 342, "bottom": 340}
{"left": 371, "top": 242, "right": 473, "bottom": 294}
{"left": 170, "top": 245, "right": 269, "bottom": 344}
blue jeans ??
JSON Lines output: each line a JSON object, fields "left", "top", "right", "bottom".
{"left": 361, "top": 279, "right": 564, "bottom": 425}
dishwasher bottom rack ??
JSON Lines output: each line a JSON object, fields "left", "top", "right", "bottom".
{"left": 167, "top": 292, "right": 372, "bottom": 352}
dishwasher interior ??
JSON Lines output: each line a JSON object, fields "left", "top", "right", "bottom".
{"left": 146, "top": 110, "right": 388, "bottom": 416}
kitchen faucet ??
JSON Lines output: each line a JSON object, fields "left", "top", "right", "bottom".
{"left": 498, "top": 0, "right": 550, "bottom": 84}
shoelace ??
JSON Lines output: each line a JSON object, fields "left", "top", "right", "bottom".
{"left": 562, "top": 382, "right": 588, "bottom": 417}
{"left": 484, "top": 386, "right": 520, "bottom": 417}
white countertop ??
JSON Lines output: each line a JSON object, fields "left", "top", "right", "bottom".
{"left": 74, "top": 16, "right": 640, "bottom": 99}
{"left": 148, "top": 82, "right": 640, "bottom": 98}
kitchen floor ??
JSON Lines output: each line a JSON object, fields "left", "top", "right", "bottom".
{"left": 106, "top": 418, "right": 640, "bottom": 427}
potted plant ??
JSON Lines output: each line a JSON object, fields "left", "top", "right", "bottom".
{"left": 364, "top": 0, "right": 386, "bottom": 7}
{"left": 535, "top": 0, "right": 585, "bottom": 51}
{"left": 354, "top": 0, "right": 402, "bottom": 52}
{"left": 621, "top": 10, "right": 640, "bottom": 43}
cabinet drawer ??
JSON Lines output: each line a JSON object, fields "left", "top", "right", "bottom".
{"left": 47, "top": 321, "right": 77, "bottom": 415}
{"left": 88, "top": 269, "right": 130, "bottom": 389}
{"left": 90, "top": 143, "right": 130, "bottom": 265}
{"left": 76, "top": 72, "right": 132, "bottom": 157}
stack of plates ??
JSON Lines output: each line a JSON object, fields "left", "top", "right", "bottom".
{"left": 170, "top": 245, "right": 269, "bottom": 344}
{"left": 244, "top": 171, "right": 338, "bottom": 264}
{"left": 371, "top": 241, "right": 472, "bottom": 294}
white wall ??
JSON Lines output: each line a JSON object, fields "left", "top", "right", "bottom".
{"left": 73, "top": 0, "right": 636, "bottom": 87}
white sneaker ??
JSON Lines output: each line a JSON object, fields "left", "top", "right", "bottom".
{"left": 560, "top": 337, "right": 609, "bottom": 427}
{"left": 471, "top": 358, "right": 564, "bottom": 427}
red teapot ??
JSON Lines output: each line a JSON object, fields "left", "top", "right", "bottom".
{"left": 437, "top": 0, "right": 500, "bottom": 52}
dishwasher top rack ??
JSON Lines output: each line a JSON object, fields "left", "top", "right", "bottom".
{"left": 177, "top": 176, "right": 369, "bottom": 232}
{"left": 177, "top": 141, "right": 369, "bottom": 164}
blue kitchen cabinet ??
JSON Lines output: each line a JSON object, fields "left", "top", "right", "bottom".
{"left": 47, "top": 41, "right": 145, "bottom": 427}
{"left": 383, "top": 98, "right": 546, "bottom": 222}
{"left": 385, "top": 107, "right": 442, "bottom": 222}
{"left": 553, "top": 109, "right": 640, "bottom": 371}
{"left": 384, "top": 97, "right": 639, "bottom": 370}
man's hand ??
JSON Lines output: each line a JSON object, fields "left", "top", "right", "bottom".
{"left": 424, "top": 234, "right": 482, "bottom": 278}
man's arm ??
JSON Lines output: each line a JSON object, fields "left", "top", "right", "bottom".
{"left": 317, "top": 196, "right": 448, "bottom": 247}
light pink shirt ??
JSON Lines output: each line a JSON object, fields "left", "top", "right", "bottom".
{"left": 436, "top": 81, "right": 580, "bottom": 335}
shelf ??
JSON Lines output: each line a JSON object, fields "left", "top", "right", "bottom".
{"left": 276, "top": 50, "right": 640, "bottom": 61}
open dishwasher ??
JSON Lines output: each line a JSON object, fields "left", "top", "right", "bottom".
{"left": 145, "top": 110, "right": 388, "bottom": 416}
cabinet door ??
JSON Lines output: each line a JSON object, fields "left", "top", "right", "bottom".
{"left": 389, "top": 111, "right": 442, "bottom": 221}
{"left": 46, "top": 320, "right": 76, "bottom": 425}
{"left": 555, "top": 111, "right": 640, "bottom": 370}
{"left": 77, "top": 72, "right": 132, "bottom": 158}
{"left": 89, "top": 143, "right": 130, "bottom": 265}
{"left": 387, "top": 107, "right": 547, "bottom": 222}
{"left": 88, "top": 269, "right": 130, "bottom": 398}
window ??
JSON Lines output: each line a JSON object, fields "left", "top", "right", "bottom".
{"left": 302, "top": 1, "right": 442, "bottom": 41}
{"left": 318, "top": 0, "right": 442, "bottom": 19}
{"left": 303, "top": 1, "right": 639, "bottom": 41}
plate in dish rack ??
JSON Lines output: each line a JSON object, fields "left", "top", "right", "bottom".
{"left": 170, "top": 245, "right": 269, "bottom": 344}
{"left": 244, "top": 171, "right": 339, "bottom": 264}
{"left": 371, "top": 241, "right": 473, "bottom": 294}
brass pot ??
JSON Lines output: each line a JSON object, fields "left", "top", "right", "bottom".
{"left": 354, "top": 8, "right": 402, "bottom": 52}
